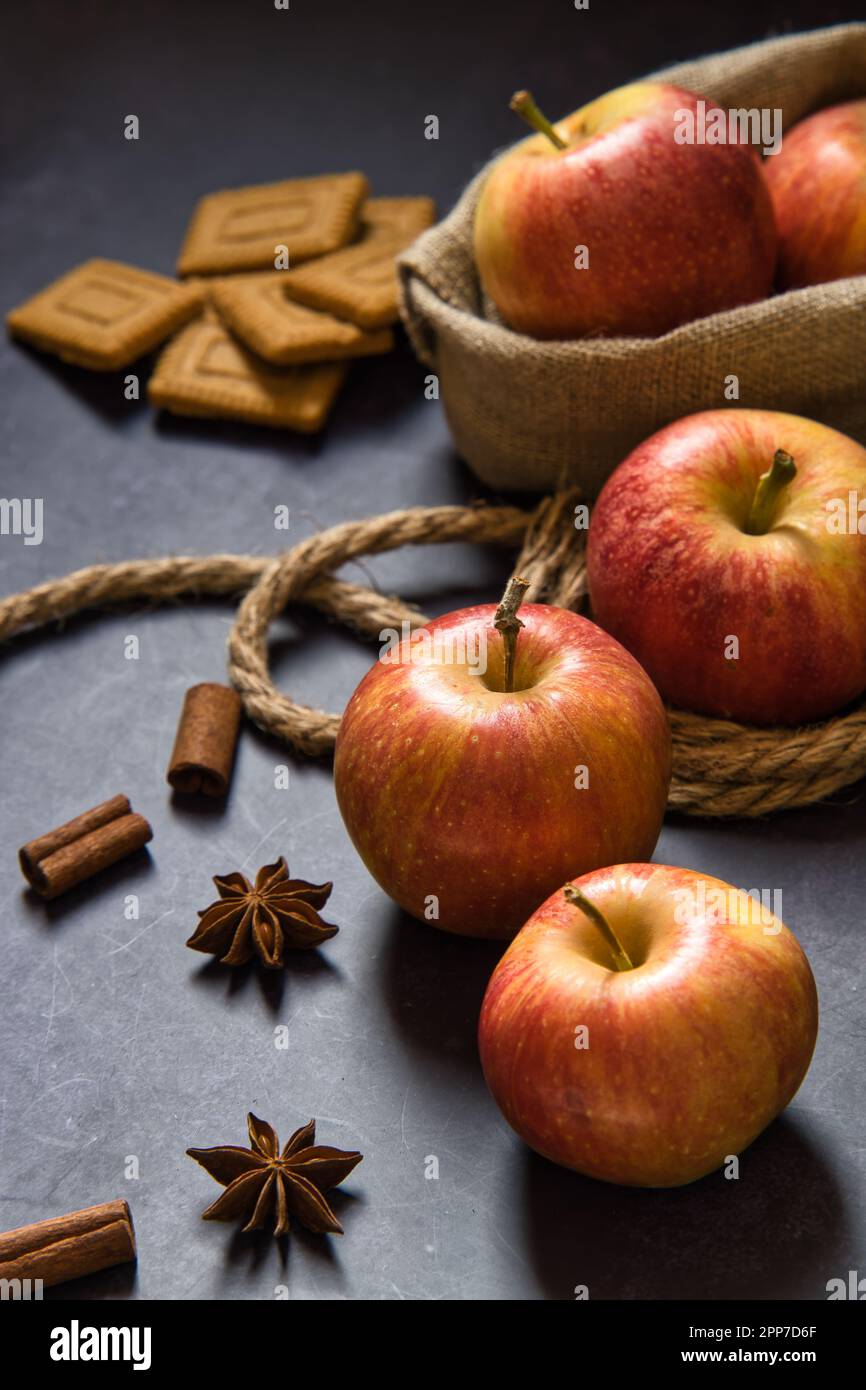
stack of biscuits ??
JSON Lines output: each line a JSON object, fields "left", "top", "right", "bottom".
{"left": 6, "top": 174, "right": 436, "bottom": 433}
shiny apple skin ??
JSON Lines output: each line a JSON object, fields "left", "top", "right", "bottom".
{"left": 587, "top": 409, "right": 866, "bottom": 725}
{"left": 474, "top": 81, "right": 777, "bottom": 339}
{"left": 334, "top": 605, "right": 671, "bottom": 939}
{"left": 764, "top": 99, "right": 866, "bottom": 289}
{"left": 479, "top": 862, "right": 818, "bottom": 1187}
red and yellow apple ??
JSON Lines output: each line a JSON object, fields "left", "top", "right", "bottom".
{"left": 764, "top": 99, "right": 866, "bottom": 289}
{"left": 334, "top": 598, "right": 671, "bottom": 938}
{"left": 473, "top": 82, "right": 777, "bottom": 339}
{"left": 587, "top": 409, "right": 866, "bottom": 725}
{"left": 478, "top": 862, "right": 818, "bottom": 1187}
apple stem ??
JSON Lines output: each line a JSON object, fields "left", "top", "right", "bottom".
{"left": 563, "top": 885, "right": 635, "bottom": 972}
{"left": 494, "top": 575, "right": 530, "bottom": 694}
{"left": 510, "top": 90, "right": 568, "bottom": 150}
{"left": 745, "top": 449, "right": 797, "bottom": 535}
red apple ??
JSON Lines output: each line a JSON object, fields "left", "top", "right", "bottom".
{"left": 764, "top": 99, "right": 866, "bottom": 289}
{"left": 334, "top": 590, "right": 671, "bottom": 938}
{"left": 473, "top": 83, "right": 777, "bottom": 339}
{"left": 479, "top": 862, "right": 818, "bottom": 1187}
{"left": 587, "top": 409, "right": 866, "bottom": 725}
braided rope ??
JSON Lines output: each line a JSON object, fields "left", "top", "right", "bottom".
{"left": 0, "top": 556, "right": 423, "bottom": 639}
{"left": 2, "top": 496, "right": 865, "bottom": 817}
{"left": 227, "top": 503, "right": 528, "bottom": 754}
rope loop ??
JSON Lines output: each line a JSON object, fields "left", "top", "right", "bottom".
{"left": 2, "top": 493, "right": 865, "bottom": 817}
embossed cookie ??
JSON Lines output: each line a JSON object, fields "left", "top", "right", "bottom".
{"left": 148, "top": 318, "right": 347, "bottom": 431}
{"left": 6, "top": 259, "right": 202, "bottom": 370}
{"left": 176, "top": 173, "right": 369, "bottom": 276}
{"left": 210, "top": 273, "right": 394, "bottom": 364}
{"left": 282, "top": 195, "right": 436, "bottom": 329}
{"left": 361, "top": 196, "right": 437, "bottom": 242}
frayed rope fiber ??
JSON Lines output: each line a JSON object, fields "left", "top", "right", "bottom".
{"left": 2, "top": 493, "right": 865, "bottom": 818}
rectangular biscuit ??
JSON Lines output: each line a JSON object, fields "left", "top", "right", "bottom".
{"left": 148, "top": 317, "right": 347, "bottom": 431}
{"left": 6, "top": 259, "right": 202, "bottom": 370}
{"left": 210, "top": 273, "right": 394, "bottom": 364}
{"left": 361, "top": 196, "right": 437, "bottom": 242}
{"left": 177, "top": 173, "right": 369, "bottom": 276}
{"left": 281, "top": 195, "right": 436, "bottom": 329}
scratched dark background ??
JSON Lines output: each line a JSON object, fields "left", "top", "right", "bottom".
{"left": 1, "top": 0, "right": 864, "bottom": 1302}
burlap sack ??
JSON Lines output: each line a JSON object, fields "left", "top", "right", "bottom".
{"left": 399, "top": 24, "right": 866, "bottom": 496}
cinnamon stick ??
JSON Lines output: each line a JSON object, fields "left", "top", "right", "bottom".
{"left": 167, "top": 682, "right": 242, "bottom": 797}
{"left": 19, "top": 794, "right": 153, "bottom": 899}
{"left": 0, "top": 1199, "right": 136, "bottom": 1288}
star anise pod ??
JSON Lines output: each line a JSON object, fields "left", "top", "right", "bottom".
{"left": 187, "top": 857, "right": 338, "bottom": 968}
{"left": 187, "top": 1113, "right": 362, "bottom": 1236}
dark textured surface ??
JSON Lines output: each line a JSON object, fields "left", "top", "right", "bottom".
{"left": 1, "top": 0, "right": 864, "bottom": 1301}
